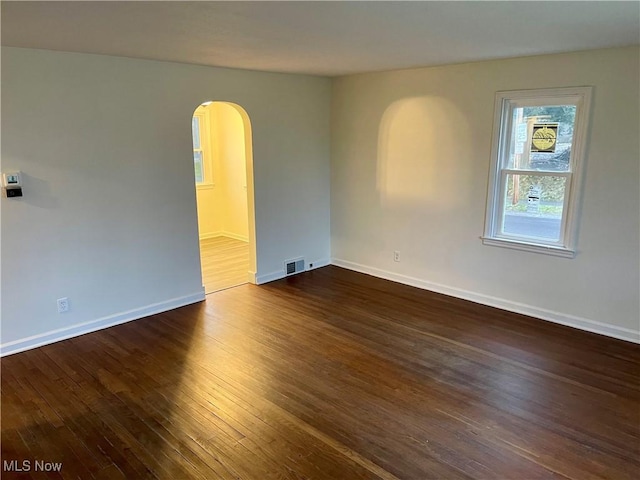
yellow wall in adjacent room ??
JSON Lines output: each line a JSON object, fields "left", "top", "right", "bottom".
{"left": 195, "top": 102, "right": 249, "bottom": 242}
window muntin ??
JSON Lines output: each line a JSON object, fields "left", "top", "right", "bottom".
{"left": 483, "top": 87, "right": 592, "bottom": 257}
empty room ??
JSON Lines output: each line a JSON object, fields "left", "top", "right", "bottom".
{"left": 1, "top": 1, "right": 639, "bottom": 479}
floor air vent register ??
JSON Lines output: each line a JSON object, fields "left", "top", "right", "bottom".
{"left": 285, "top": 258, "right": 305, "bottom": 276}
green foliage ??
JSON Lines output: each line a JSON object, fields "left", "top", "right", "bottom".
{"left": 194, "top": 161, "right": 204, "bottom": 183}
{"left": 523, "top": 105, "right": 576, "bottom": 137}
{"left": 507, "top": 175, "right": 566, "bottom": 202}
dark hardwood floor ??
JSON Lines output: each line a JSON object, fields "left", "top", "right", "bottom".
{"left": 2, "top": 266, "right": 639, "bottom": 479}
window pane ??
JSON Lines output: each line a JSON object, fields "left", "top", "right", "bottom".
{"left": 192, "top": 116, "right": 201, "bottom": 149}
{"left": 194, "top": 150, "right": 204, "bottom": 183}
{"left": 508, "top": 105, "right": 576, "bottom": 172}
{"left": 501, "top": 174, "right": 566, "bottom": 241}
{"left": 484, "top": 87, "right": 592, "bottom": 255}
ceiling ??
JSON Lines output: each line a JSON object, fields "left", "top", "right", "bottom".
{"left": 2, "top": 1, "right": 639, "bottom": 77}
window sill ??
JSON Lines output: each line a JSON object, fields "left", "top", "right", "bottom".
{"left": 196, "top": 183, "right": 215, "bottom": 190}
{"left": 481, "top": 236, "right": 575, "bottom": 258}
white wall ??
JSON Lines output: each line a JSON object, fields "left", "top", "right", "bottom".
{"left": 331, "top": 47, "right": 640, "bottom": 342}
{"left": 1, "top": 47, "right": 331, "bottom": 354}
{"left": 3, "top": 46, "right": 637, "bottom": 353}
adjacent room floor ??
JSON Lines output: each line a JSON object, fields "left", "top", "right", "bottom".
{"left": 199, "top": 236, "right": 249, "bottom": 294}
{"left": 2, "top": 266, "right": 638, "bottom": 479}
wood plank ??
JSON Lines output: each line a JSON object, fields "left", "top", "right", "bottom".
{"left": 2, "top": 266, "right": 639, "bottom": 479}
{"left": 199, "top": 236, "right": 249, "bottom": 294}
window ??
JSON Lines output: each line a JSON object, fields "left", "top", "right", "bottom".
{"left": 192, "top": 113, "right": 205, "bottom": 184}
{"left": 483, "top": 87, "right": 592, "bottom": 257}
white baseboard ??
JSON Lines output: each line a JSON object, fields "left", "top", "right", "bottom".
{"left": 256, "top": 270, "right": 286, "bottom": 285}
{"left": 199, "top": 232, "right": 249, "bottom": 242}
{"left": 199, "top": 231, "right": 223, "bottom": 240}
{"left": 221, "top": 231, "right": 249, "bottom": 242}
{"left": 256, "top": 258, "right": 331, "bottom": 285}
{"left": 308, "top": 258, "right": 332, "bottom": 270}
{"left": 0, "top": 290, "right": 206, "bottom": 357}
{"left": 331, "top": 258, "right": 640, "bottom": 344}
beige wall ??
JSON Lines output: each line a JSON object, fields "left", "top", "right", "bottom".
{"left": 195, "top": 102, "right": 249, "bottom": 241}
{"left": 331, "top": 46, "right": 640, "bottom": 341}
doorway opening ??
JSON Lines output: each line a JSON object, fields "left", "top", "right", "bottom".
{"left": 192, "top": 101, "right": 256, "bottom": 294}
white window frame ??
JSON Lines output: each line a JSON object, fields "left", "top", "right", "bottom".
{"left": 192, "top": 113, "right": 206, "bottom": 184}
{"left": 192, "top": 109, "right": 213, "bottom": 186}
{"left": 482, "top": 87, "right": 592, "bottom": 258}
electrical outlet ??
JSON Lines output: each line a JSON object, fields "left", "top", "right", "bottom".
{"left": 394, "top": 251, "right": 400, "bottom": 262}
{"left": 57, "top": 297, "right": 69, "bottom": 313}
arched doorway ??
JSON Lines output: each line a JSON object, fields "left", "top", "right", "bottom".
{"left": 191, "top": 101, "right": 256, "bottom": 293}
